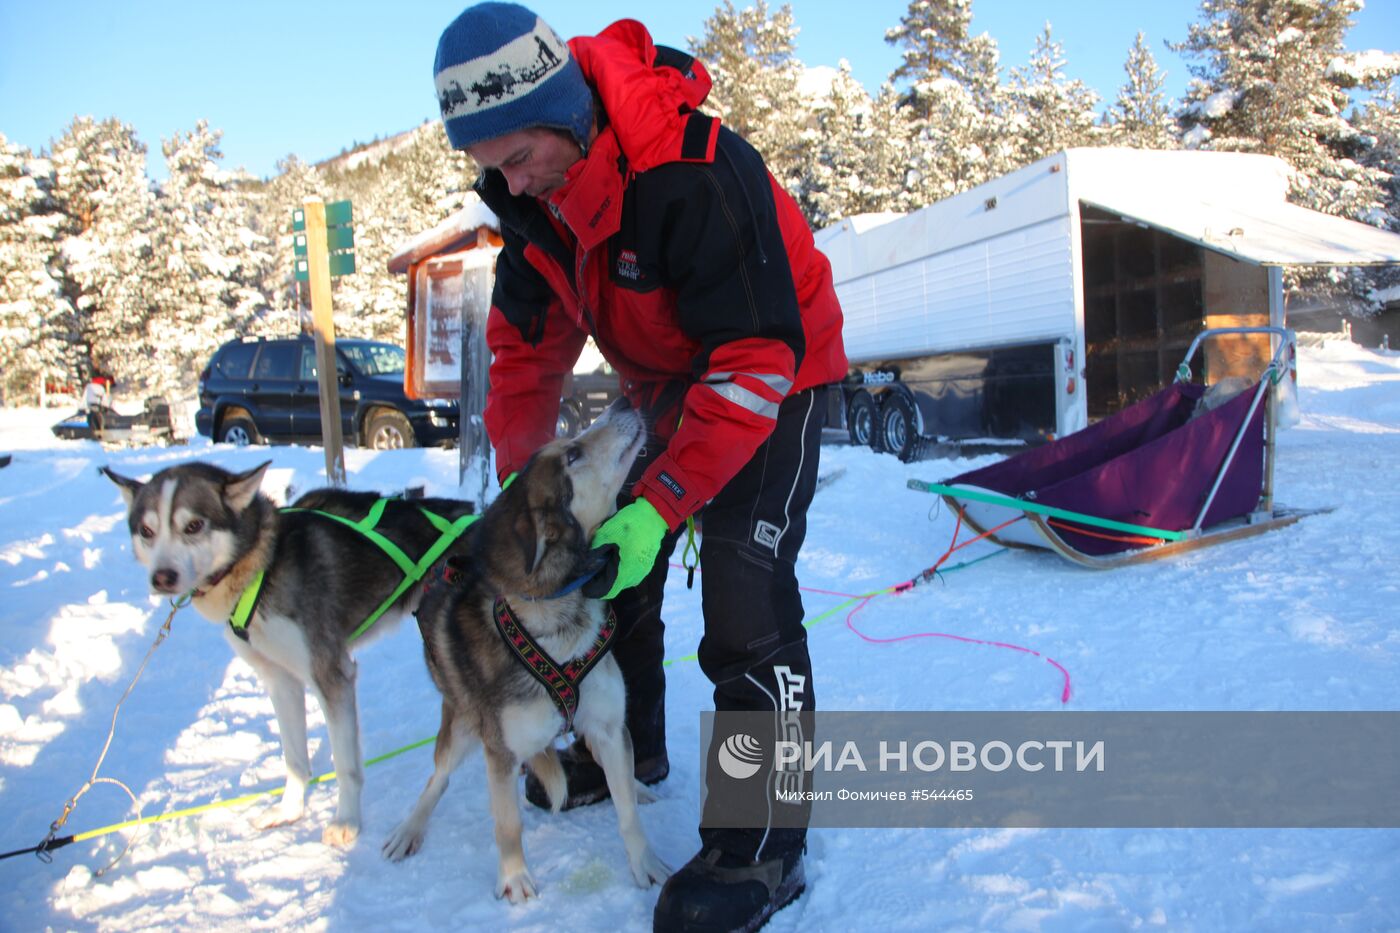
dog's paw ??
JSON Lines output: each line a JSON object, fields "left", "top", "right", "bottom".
{"left": 496, "top": 868, "right": 538, "bottom": 904}
{"left": 322, "top": 819, "right": 360, "bottom": 848}
{"left": 634, "top": 779, "right": 659, "bottom": 805}
{"left": 251, "top": 803, "right": 303, "bottom": 830}
{"left": 629, "top": 847, "right": 672, "bottom": 888}
{"left": 381, "top": 822, "right": 426, "bottom": 862}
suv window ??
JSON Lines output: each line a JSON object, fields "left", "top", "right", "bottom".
{"left": 252, "top": 343, "right": 299, "bottom": 380}
{"left": 340, "top": 342, "right": 406, "bottom": 376}
{"left": 216, "top": 343, "right": 257, "bottom": 378}
{"left": 299, "top": 345, "right": 348, "bottom": 381}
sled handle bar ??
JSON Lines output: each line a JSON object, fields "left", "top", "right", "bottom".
{"left": 1174, "top": 327, "right": 1296, "bottom": 385}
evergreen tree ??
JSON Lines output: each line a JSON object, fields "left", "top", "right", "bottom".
{"left": 1173, "top": 0, "right": 1400, "bottom": 305}
{"left": 1104, "top": 32, "right": 1179, "bottom": 149}
{"left": 883, "top": 0, "right": 1011, "bottom": 202}
{"left": 325, "top": 121, "right": 475, "bottom": 342}
{"left": 1173, "top": 0, "right": 1398, "bottom": 219}
{"left": 689, "top": 1, "right": 808, "bottom": 190}
{"left": 0, "top": 135, "right": 71, "bottom": 403}
{"left": 1005, "top": 23, "right": 1102, "bottom": 167}
{"left": 795, "top": 64, "right": 912, "bottom": 226}
{"left": 148, "top": 120, "right": 273, "bottom": 396}
{"left": 50, "top": 117, "right": 161, "bottom": 388}
{"left": 1353, "top": 82, "right": 1400, "bottom": 297}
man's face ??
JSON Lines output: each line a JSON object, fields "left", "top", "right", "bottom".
{"left": 467, "top": 127, "right": 582, "bottom": 199}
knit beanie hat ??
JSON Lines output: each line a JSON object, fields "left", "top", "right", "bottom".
{"left": 434, "top": 3, "right": 594, "bottom": 151}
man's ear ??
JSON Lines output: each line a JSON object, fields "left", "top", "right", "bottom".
{"left": 224, "top": 460, "right": 271, "bottom": 511}
{"left": 99, "top": 465, "right": 143, "bottom": 508}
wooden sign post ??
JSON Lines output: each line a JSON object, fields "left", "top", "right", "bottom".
{"left": 292, "top": 197, "right": 356, "bottom": 487}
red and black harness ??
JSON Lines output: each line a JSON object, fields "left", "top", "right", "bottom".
{"left": 492, "top": 596, "right": 618, "bottom": 734}
{"left": 422, "top": 559, "right": 619, "bottom": 733}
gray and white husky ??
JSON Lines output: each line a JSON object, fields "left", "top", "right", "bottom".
{"left": 101, "top": 461, "right": 474, "bottom": 846}
{"left": 383, "top": 402, "right": 671, "bottom": 901}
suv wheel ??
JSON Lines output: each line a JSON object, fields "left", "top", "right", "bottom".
{"left": 367, "top": 409, "right": 416, "bottom": 450}
{"left": 220, "top": 415, "right": 261, "bottom": 447}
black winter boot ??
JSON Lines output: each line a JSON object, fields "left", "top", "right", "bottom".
{"left": 652, "top": 829, "right": 806, "bottom": 933}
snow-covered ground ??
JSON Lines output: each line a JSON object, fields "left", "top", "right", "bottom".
{"left": 1, "top": 341, "right": 1397, "bottom": 931}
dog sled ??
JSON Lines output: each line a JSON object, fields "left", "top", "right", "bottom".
{"left": 51, "top": 397, "right": 180, "bottom": 447}
{"left": 910, "top": 328, "right": 1328, "bottom": 569}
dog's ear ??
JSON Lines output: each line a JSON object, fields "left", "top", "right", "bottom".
{"left": 99, "top": 465, "right": 143, "bottom": 507}
{"left": 224, "top": 460, "right": 272, "bottom": 511}
{"left": 513, "top": 507, "right": 568, "bottom": 577}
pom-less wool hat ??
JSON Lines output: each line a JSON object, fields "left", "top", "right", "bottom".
{"left": 434, "top": 2, "right": 594, "bottom": 151}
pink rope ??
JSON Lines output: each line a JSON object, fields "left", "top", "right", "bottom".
{"left": 667, "top": 562, "right": 1074, "bottom": 704}
{"left": 843, "top": 595, "right": 1073, "bottom": 705}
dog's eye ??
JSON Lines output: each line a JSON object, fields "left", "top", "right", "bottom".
{"left": 565, "top": 445, "right": 583, "bottom": 465}
{"left": 184, "top": 519, "right": 205, "bottom": 535}
{"left": 138, "top": 524, "right": 155, "bottom": 540}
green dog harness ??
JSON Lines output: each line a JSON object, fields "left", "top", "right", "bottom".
{"left": 228, "top": 498, "right": 477, "bottom": 642}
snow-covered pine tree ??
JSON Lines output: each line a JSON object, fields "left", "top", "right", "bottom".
{"left": 49, "top": 117, "right": 162, "bottom": 393}
{"left": 1005, "top": 23, "right": 1102, "bottom": 167}
{"left": 1173, "top": 0, "right": 1400, "bottom": 307}
{"left": 883, "top": 0, "right": 1011, "bottom": 203}
{"left": 794, "top": 63, "right": 910, "bottom": 227}
{"left": 689, "top": 1, "right": 808, "bottom": 193}
{"left": 1353, "top": 82, "right": 1400, "bottom": 300}
{"left": 1104, "top": 32, "right": 1179, "bottom": 149}
{"left": 1173, "top": 0, "right": 1400, "bottom": 217}
{"left": 149, "top": 120, "right": 274, "bottom": 396}
{"left": 326, "top": 122, "right": 475, "bottom": 342}
{"left": 0, "top": 135, "right": 72, "bottom": 404}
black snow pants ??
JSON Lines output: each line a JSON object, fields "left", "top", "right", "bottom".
{"left": 607, "top": 386, "right": 826, "bottom": 858}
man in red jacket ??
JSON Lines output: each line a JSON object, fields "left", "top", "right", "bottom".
{"left": 434, "top": 6, "right": 847, "bottom": 929}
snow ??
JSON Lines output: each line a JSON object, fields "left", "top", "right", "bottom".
{"left": 2, "top": 342, "right": 1399, "bottom": 930}
{"left": 1326, "top": 50, "right": 1400, "bottom": 85}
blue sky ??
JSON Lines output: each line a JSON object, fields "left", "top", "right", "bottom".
{"left": 2, "top": 0, "right": 1396, "bottom": 180}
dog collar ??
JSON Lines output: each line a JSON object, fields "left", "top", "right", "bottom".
{"left": 193, "top": 563, "right": 234, "bottom": 598}
{"left": 493, "top": 596, "right": 617, "bottom": 734}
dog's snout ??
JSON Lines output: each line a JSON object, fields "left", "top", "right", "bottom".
{"left": 151, "top": 568, "right": 180, "bottom": 593}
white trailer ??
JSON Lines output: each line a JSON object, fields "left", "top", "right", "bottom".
{"left": 814, "top": 147, "right": 1400, "bottom": 459}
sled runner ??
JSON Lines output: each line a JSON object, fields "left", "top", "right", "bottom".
{"left": 911, "top": 328, "right": 1329, "bottom": 569}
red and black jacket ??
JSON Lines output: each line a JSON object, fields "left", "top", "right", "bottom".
{"left": 479, "top": 20, "right": 847, "bottom": 530}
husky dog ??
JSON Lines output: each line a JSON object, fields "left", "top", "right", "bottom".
{"left": 101, "top": 461, "right": 475, "bottom": 846}
{"left": 383, "top": 402, "right": 670, "bottom": 901}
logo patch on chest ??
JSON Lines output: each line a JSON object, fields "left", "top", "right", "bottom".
{"left": 616, "top": 249, "right": 642, "bottom": 281}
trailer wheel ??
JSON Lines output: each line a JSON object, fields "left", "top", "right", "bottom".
{"left": 847, "top": 391, "right": 879, "bottom": 449}
{"left": 556, "top": 399, "right": 584, "bottom": 438}
{"left": 880, "top": 393, "right": 920, "bottom": 462}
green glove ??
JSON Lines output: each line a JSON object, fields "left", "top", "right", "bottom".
{"left": 583, "top": 498, "right": 669, "bottom": 601}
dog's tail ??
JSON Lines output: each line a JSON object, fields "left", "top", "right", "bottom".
{"left": 528, "top": 748, "right": 567, "bottom": 814}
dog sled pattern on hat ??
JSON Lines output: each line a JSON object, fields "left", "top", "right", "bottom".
{"left": 433, "top": 3, "right": 594, "bottom": 150}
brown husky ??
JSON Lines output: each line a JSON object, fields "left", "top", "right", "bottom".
{"left": 383, "top": 402, "right": 671, "bottom": 901}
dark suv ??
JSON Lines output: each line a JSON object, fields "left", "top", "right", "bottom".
{"left": 195, "top": 337, "right": 458, "bottom": 449}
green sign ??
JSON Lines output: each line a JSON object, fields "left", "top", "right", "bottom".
{"left": 291, "top": 200, "right": 354, "bottom": 279}
{"left": 325, "top": 200, "right": 353, "bottom": 226}
{"left": 291, "top": 201, "right": 352, "bottom": 231}
{"left": 329, "top": 252, "right": 356, "bottom": 276}
{"left": 293, "top": 228, "right": 352, "bottom": 257}
{"left": 295, "top": 252, "right": 356, "bottom": 281}
{"left": 327, "top": 225, "right": 355, "bottom": 250}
